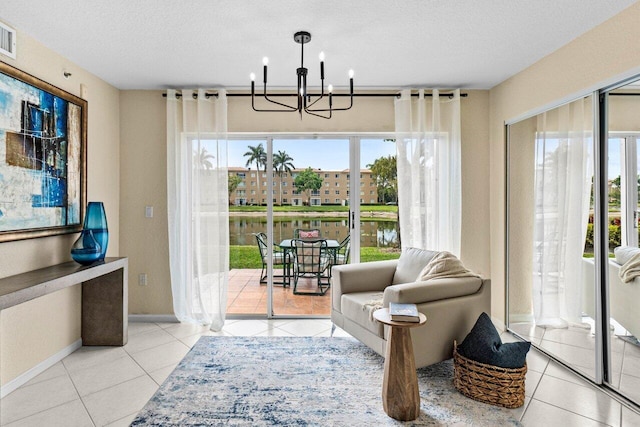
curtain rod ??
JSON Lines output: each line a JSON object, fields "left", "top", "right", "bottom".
{"left": 162, "top": 92, "right": 468, "bottom": 99}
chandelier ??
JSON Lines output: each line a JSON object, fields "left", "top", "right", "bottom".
{"left": 250, "top": 31, "right": 354, "bottom": 119}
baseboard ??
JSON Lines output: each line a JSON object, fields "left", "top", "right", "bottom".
{"left": 491, "top": 316, "right": 506, "bottom": 332}
{"left": 129, "top": 314, "right": 178, "bottom": 323}
{"left": 1, "top": 338, "right": 82, "bottom": 399}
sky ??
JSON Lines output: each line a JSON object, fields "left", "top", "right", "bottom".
{"left": 606, "top": 138, "right": 640, "bottom": 180}
{"left": 228, "top": 138, "right": 395, "bottom": 171}
{"left": 535, "top": 137, "right": 629, "bottom": 180}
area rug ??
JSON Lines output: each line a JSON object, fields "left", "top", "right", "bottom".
{"left": 131, "top": 336, "right": 522, "bottom": 426}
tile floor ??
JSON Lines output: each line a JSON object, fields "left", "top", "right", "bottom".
{"left": 510, "top": 321, "right": 640, "bottom": 406}
{"left": 2, "top": 319, "right": 640, "bottom": 426}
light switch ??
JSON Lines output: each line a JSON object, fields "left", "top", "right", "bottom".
{"left": 145, "top": 206, "right": 153, "bottom": 218}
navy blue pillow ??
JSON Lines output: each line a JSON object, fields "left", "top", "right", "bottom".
{"left": 457, "top": 312, "right": 530, "bottom": 369}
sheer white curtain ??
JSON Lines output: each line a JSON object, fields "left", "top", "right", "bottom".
{"left": 532, "top": 97, "right": 593, "bottom": 328}
{"left": 394, "top": 89, "right": 461, "bottom": 254}
{"left": 167, "top": 88, "right": 229, "bottom": 331}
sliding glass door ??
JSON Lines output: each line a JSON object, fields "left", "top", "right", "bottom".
{"left": 227, "top": 138, "right": 269, "bottom": 316}
{"left": 359, "top": 139, "right": 399, "bottom": 264}
{"left": 270, "top": 137, "right": 351, "bottom": 315}
{"left": 226, "top": 135, "right": 399, "bottom": 318}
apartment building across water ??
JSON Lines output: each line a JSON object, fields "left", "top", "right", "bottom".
{"left": 228, "top": 167, "right": 378, "bottom": 206}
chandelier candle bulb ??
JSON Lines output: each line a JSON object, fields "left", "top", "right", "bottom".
{"left": 349, "top": 70, "right": 354, "bottom": 93}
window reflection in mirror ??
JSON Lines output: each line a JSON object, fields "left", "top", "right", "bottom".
{"left": 507, "top": 95, "right": 597, "bottom": 382}
{"left": 604, "top": 81, "right": 640, "bottom": 402}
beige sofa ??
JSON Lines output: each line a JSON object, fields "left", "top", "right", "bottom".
{"left": 582, "top": 246, "right": 640, "bottom": 339}
{"left": 331, "top": 256, "right": 491, "bottom": 368}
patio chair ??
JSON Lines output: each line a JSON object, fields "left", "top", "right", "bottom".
{"left": 327, "top": 235, "right": 351, "bottom": 279}
{"left": 291, "top": 238, "right": 331, "bottom": 295}
{"left": 333, "top": 235, "right": 351, "bottom": 266}
{"left": 293, "top": 228, "right": 321, "bottom": 239}
{"left": 254, "top": 232, "right": 290, "bottom": 286}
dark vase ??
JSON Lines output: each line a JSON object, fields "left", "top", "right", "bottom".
{"left": 83, "top": 202, "right": 109, "bottom": 261}
{"left": 70, "top": 229, "right": 102, "bottom": 265}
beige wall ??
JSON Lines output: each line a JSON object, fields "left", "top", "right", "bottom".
{"left": 119, "top": 91, "right": 172, "bottom": 314}
{"left": 506, "top": 116, "right": 536, "bottom": 321}
{"left": 0, "top": 29, "right": 120, "bottom": 385}
{"left": 489, "top": 2, "right": 640, "bottom": 324}
{"left": 120, "top": 90, "right": 491, "bottom": 314}
{"left": 609, "top": 92, "right": 640, "bottom": 132}
{"left": 1, "top": 287, "right": 81, "bottom": 385}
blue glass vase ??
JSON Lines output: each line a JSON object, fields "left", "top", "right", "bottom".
{"left": 83, "top": 202, "right": 109, "bottom": 261}
{"left": 70, "top": 229, "right": 102, "bottom": 265}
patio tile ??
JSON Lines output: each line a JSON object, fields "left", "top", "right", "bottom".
{"left": 227, "top": 268, "right": 333, "bottom": 316}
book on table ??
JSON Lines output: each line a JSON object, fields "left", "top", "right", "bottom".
{"left": 389, "top": 302, "right": 420, "bottom": 322}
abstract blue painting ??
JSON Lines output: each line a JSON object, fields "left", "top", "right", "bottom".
{"left": 0, "top": 62, "right": 86, "bottom": 242}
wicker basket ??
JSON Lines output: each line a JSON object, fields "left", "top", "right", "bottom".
{"left": 453, "top": 340, "right": 527, "bottom": 408}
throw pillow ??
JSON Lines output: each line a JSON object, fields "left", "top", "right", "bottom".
{"left": 392, "top": 247, "right": 439, "bottom": 285}
{"left": 299, "top": 230, "right": 319, "bottom": 239}
{"left": 457, "top": 312, "right": 530, "bottom": 369}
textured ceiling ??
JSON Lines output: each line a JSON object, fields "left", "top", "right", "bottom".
{"left": 0, "top": 0, "right": 636, "bottom": 90}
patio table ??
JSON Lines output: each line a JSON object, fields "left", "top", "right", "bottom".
{"left": 277, "top": 239, "right": 340, "bottom": 284}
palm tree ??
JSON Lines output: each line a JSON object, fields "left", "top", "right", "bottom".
{"left": 194, "top": 146, "right": 215, "bottom": 170}
{"left": 273, "top": 150, "right": 295, "bottom": 206}
{"left": 243, "top": 144, "right": 266, "bottom": 205}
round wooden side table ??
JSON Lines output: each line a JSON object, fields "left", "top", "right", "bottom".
{"left": 373, "top": 307, "right": 427, "bottom": 421}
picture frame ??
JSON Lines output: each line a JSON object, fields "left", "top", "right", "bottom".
{"left": 0, "top": 61, "right": 87, "bottom": 242}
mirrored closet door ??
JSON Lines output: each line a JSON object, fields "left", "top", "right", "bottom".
{"left": 507, "top": 76, "right": 640, "bottom": 405}
{"left": 507, "top": 95, "right": 598, "bottom": 382}
{"left": 602, "top": 79, "right": 640, "bottom": 402}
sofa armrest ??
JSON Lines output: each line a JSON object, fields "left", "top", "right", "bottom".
{"left": 383, "top": 276, "right": 484, "bottom": 305}
{"left": 331, "top": 260, "right": 397, "bottom": 313}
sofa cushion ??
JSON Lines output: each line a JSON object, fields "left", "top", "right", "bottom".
{"left": 341, "top": 292, "right": 385, "bottom": 337}
{"left": 614, "top": 246, "right": 640, "bottom": 266}
{"left": 392, "top": 247, "right": 439, "bottom": 285}
{"left": 457, "top": 312, "right": 530, "bottom": 369}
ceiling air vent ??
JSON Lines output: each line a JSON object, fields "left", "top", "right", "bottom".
{"left": 0, "top": 21, "right": 16, "bottom": 59}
